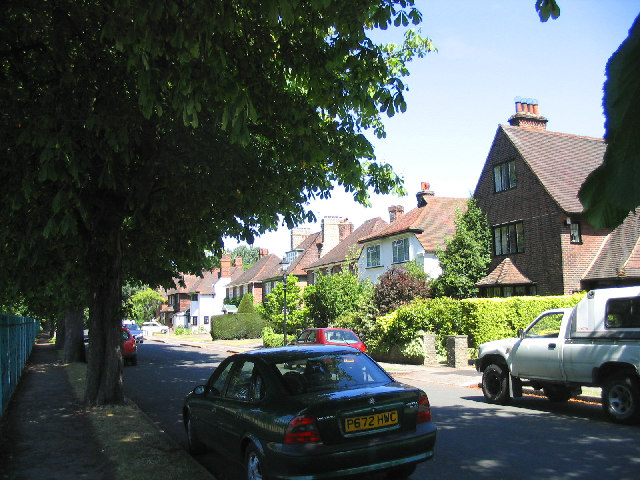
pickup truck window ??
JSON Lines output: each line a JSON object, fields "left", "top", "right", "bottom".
{"left": 526, "top": 313, "right": 563, "bottom": 338}
{"left": 606, "top": 298, "right": 640, "bottom": 328}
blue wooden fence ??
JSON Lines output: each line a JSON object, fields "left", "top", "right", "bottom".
{"left": 0, "top": 314, "right": 40, "bottom": 417}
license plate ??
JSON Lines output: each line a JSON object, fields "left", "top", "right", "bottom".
{"left": 344, "top": 410, "right": 398, "bottom": 433}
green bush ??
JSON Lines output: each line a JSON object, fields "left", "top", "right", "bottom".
{"left": 366, "top": 293, "right": 586, "bottom": 361}
{"left": 262, "top": 326, "right": 284, "bottom": 347}
{"left": 237, "top": 293, "right": 255, "bottom": 313}
{"left": 174, "top": 326, "right": 187, "bottom": 336}
{"left": 210, "top": 312, "right": 265, "bottom": 340}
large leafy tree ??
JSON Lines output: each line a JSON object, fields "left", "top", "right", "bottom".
{"left": 304, "top": 270, "right": 367, "bottom": 327}
{"left": 535, "top": 2, "right": 640, "bottom": 228}
{"left": 579, "top": 14, "right": 640, "bottom": 228}
{"left": 431, "top": 198, "right": 491, "bottom": 299}
{"left": 2, "top": 1, "right": 432, "bottom": 405}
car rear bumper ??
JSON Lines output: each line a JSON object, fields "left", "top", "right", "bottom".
{"left": 264, "top": 422, "right": 436, "bottom": 479}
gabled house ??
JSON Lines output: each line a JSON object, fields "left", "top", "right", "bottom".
{"left": 305, "top": 217, "right": 388, "bottom": 283}
{"left": 158, "top": 254, "right": 243, "bottom": 331}
{"left": 158, "top": 273, "right": 201, "bottom": 329}
{"left": 225, "top": 249, "right": 282, "bottom": 304}
{"left": 474, "top": 98, "right": 640, "bottom": 296}
{"left": 262, "top": 216, "right": 356, "bottom": 292}
{"left": 357, "top": 183, "right": 468, "bottom": 284}
{"left": 186, "top": 255, "right": 244, "bottom": 331}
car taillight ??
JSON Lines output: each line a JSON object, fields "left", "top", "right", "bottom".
{"left": 417, "top": 393, "right": 431, "bottom": 424}
{"left": 284, "top": 415, "right": 322, "bottom": 444}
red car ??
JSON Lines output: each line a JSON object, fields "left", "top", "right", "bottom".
{"left": 122, "top": 327, "right": 138, "bottom": 365}
{"left": 290, "top": 328, "right": 366, "bottom": 352}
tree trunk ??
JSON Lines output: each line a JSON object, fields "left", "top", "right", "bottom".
{"left": 63, "top": 309, "right": 87, "bottom": 364}
{"left": 84, "top": 225, "right": 125, "bottom": 406}
{"left": 55, "top": 318, "right": 65, "bottom": 350}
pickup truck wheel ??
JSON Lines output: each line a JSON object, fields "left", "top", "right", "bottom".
{"left": 543, "top": 385, "right": 572, "bottom": 403}
{"left": 482, "top": 364, "right": 510, "bottom": 404}
{"left": 602, "top": 375, "right": 640, "bottom": 424}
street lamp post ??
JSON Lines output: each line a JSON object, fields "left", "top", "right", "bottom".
{"left": 280, "top": 259, "right": 289, "bottom": 345}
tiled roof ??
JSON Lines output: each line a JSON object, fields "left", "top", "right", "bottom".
{"left": 162, "top": 273, "right": 202, "bottom": 295}
{"left": 228, "top": 254, "right": 283, "bottom": 287}
{"left": 477, "top": 258, "right": 533, "bottom": 286}
{"left": 306, "top": 217, "right": 388, "bottom": 269}
{"left": 358, "top": 197, "right": 468, "bottom": 252}
{"left": 502, "top": 125, "right": 606, "bottom": 214}
{"left": 583, "top": 209, "right": 640, "bottom": 281}
{"left": 191, "top": 267, "right": 243, "bottom": 294}
{"left": 286, "top": 232, "right": 322, "bottom": 276}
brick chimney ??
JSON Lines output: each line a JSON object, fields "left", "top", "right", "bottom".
{"left": 320, "top": 217, "right": 343, "bottom": 256}
{"left": 388, "top": 205, "right": 405, "bottom": 223}
{"left": 220, "top": 254, "right": 231, "bottom": 278}
{"left": 508, "top": 97, "right": 548, "bottom": 130}
{"left": 416, "top": 182, "right": 434, "bottom": 208}
{"left": 234, "top": 256, "right": 243, "bottom": 268}
{"left": 259, "top": 248, "right": 269, "bottom": 258}
{"left": 338, "top": 219, "right": 353, "bottom": 241}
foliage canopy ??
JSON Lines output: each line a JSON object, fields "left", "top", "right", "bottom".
{"left": 1, "top": 0, "right": 432, "bottom": 404}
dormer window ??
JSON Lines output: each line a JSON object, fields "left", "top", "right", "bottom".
{"left": 494, "top": 160, "right": 516, "bottom": 192}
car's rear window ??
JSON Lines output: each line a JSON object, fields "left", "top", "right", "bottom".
{"left": 325, "top": 330, "right": 359, "bottom": 344}
{"left": 273, "top": 353, "right": 390, "bottom": 394}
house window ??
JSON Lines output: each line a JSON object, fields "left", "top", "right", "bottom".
{"left": 204, "top": 316, "right": 209, "bottom": 325}
{"left": 192, "top": 316, "right": 198, "bottom": 326}
{"left": 482, "top": 285, "right": 537, "bottom": 298}
{"left": 570, "top": 222, "right": 582, "bottom": 244}
{"left": 366, "top": 245, "right": 381, "bottom": 267}
{"left": 493, "top": 160, "right": 516, "bottom": 192}
{"left": 493, "top": 222, "right": 524, "bottom": 255}
{"left": 392, "top": 238, "right": 410, "bottom": 263}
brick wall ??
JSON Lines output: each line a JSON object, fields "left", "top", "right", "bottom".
{"left": 475, "top": 128, "right": 566, "bottom": 295}
{"left": 560, "top": 222, "right": 609, "bottom": 294}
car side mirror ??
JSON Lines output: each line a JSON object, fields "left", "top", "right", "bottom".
{"left": 193, "top": 385, "right": 206, "bottom": 395}
{"left": 517, "top": 328, "right": 524, "bottom": 339}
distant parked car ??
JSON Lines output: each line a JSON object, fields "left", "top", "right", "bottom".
{"left": 290, "top": 328, "right": 367, "bottom": 352}
{"left": 141, "top": 320, "right": 169, "bottom": 336}
{"left": 122, "top": 327, "right": 137, "bottom": 366}
{"left": 183, "top": 346, "right": 436, "bottom": 479}
{"left": 122, "top": 321, "right": 144, "bottom": 343}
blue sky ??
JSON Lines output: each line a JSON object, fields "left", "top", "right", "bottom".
{"left": 225, "top": 0, "right": 640, "bottom": 257}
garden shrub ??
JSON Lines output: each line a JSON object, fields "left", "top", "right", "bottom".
{"left": 367, "top": 293, "right": 586, "bottom": 362}
{"left": 210, "top": 312, "right": 265, "bottom": 340}
{"left": 262, "top": 326, "right": 284, "bottom": 347}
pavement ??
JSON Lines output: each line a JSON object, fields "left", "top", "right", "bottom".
{"left": 0, "top": 334, "right": 601, "bottom": 479}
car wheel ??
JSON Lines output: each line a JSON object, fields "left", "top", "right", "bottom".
{"left": 482, "top": 363, "right": 510, "bottom": 404}
{"left": 602, "top": 374, "right": 640, "bottom": 424}
{"left": 185, "top": 415, "right": 206, "bottom": 454}
{"left": 245, "top": 443, "right": 269, "bottom": 480}
{"left": 543, "top": 385, "right": 571, "bottom": 402}
{"left": 387, "top": 463, "right": 416, "bottom": 478}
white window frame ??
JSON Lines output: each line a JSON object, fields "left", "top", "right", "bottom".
{"left": 366, "top": 244, "right": 381, "bottom": 268}
{"left": 392, "top": 238, "right": 410, "bottom": 264}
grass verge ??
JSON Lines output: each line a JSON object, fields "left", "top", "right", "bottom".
{"left": 63, "top": 358, "right": 212, "bottom": 480}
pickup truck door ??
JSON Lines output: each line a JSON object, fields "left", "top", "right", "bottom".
{"left": 511, "top": 312, "right": 566, "bottom": 380}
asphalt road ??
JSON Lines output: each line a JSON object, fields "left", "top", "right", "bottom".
{"left": 124, "top": 341, "right": 640, "bottom": 480}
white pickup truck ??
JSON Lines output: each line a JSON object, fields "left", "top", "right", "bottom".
{"left": 476, "top": 286, "right": 640, "bottom": 424}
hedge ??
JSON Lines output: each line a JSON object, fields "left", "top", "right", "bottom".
{"left": 362, "top": 293, "right": 585, "bottom": 360}
{"left": 210, "top": 312, "right": 265, "bottom": 340}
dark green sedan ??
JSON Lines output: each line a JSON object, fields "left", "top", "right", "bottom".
{"left": 183, "top": 345, "right": 436, "bottom": 479}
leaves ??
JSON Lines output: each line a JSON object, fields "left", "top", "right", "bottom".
{"left": 535, "top": 0, "right": 560, "bottom": 22}
{"left": 579, "top": 14, "right": 640, "bottom": 228}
